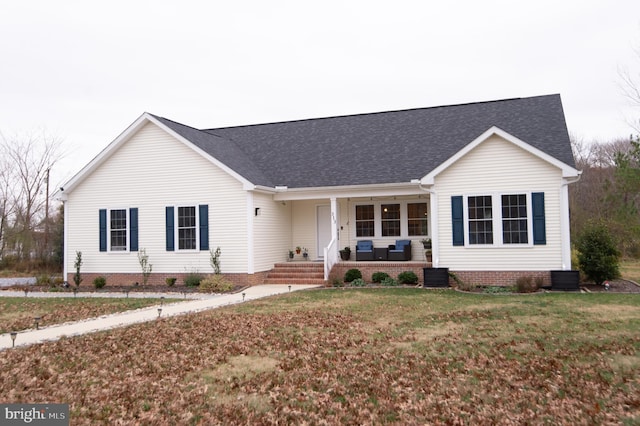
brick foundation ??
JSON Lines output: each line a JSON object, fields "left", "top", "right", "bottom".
{"left": 452, "top": 270, "right": 551, "bottom": 287}
{"left": 328, "top": 262, "right": 552, "bottom": 287}
{"left": 66, "top": 272, "right": 267, "bottom": 288}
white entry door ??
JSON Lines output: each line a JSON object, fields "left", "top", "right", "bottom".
{"left": 316, "top": 205, "right": 331, "bottom": 259}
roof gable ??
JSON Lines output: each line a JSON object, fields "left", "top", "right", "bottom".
{"left": 421, "top": 126, "right": 580, "bottom": 185}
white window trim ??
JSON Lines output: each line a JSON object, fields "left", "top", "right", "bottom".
{"left": 107, "top": 208, "right": 129, "bottom": 253}
{"left": 175, "top": 205, "right": 200, "bottom": 252}
{"left": 353, "top": 200, "right": 429, "bottom": 239}
{"left": 462, "top": 192, "right": 533, "bottom": 248}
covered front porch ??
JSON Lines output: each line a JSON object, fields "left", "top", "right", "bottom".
{"left": 271, "top": 182, "right": 438, "bottom": 281}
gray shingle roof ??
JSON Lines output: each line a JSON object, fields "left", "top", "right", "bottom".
{"left": 153, "top": 94, "right": 574, "bottom": 188}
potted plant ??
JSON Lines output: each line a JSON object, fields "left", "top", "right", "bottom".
{"left": 288, "top": 250, "right": 294, "bottom": 261}
{"left": 302, "top": 248, "right": 309, "bottom": 259}
{"left": 421, "top": 238, "right": 432, "bottom": 249}
{"left": 295, "top": 246, "right": 302, "bottom": 254}
{"left": 339, "top": 246, "right": 351, "bottom": 261}
{"left": 421, "top": 238, "right": 432, "bottom": 262}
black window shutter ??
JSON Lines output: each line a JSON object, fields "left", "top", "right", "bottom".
{"left": 165, "top": 206, "right": 175, "bottom": 251}
{"left": 130, "top": 208, "right": 139, "bottom": 252}
{"left": 99, "top": 209, "right": 107, "bottom": 252}
{"left": 532, "top": 192, "right": 546, "bottom": 245}
{"left": 451, "top": 196, "right": 464, "bottom": 246}
{"left": 199, "top": 204, "right": 209, "bottom": 251}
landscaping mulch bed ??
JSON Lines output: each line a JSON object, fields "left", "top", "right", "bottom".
{"left": 581, "top": 279, "right": 640, "bottom": 293}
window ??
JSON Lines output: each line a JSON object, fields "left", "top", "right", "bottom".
{"left": 407, "top": 203, "right": 428, "bottom": 236}
{"left": 356, "top": 205, "right": 374, "bottom": 237}
{"left": 177, "top": 206, "right": 197, "bottom": 250}
{"left": 110, "top": 209, "right": 127, "bottom": 251}
{"left": 451, "top": 193, "right": 545, "bottom": 247}
{"left": 502, "top": 194, "right": 528, "bottom": 244}
{"left": 165, "top": 205, "right": 209, "bottom": 251}
{"left": 468, "top": 196, "right": 493, "bottom": 244}
{"left": 99, "top": 208, "right": 138, "bottom": 252}
{"left": 381, "top": 204, "right": 400, "bottom": 236}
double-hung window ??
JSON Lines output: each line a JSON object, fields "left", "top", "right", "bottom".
{"left": 99, "top": 208, "right": 138, "bottom": 252}
{"left": 451, "top": 193, "right": 545, "bottom": 247}
{"left": 381, "top": 204, "right": 400, "bottom": 237}
{"left": 165, "top": 205, "right": 209, "bottom": 251}
{"left": 407, "top": 202, "right": 428, "bottom": 236}
{"left": 468, "top": 196, "right": 493, "bottom": 245}
{"left": 355, "top": 205, "right": 375, "bottom": 237}
{"left": 177, "top": 206, "right": 197, "bottom": 250}
{"left": 110, "top": 209, "right": 128, "bottom": 251}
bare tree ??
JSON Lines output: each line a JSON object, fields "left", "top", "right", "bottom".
{"left": 618, "top": 39, "right": 640, "bottom": 132}
{"left": 0, "top": 129, "right": 64, "bottom": 262}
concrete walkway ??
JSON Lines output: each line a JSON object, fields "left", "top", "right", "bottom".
{"left": 1, "top": 284, "right": 320, "bottom": 351}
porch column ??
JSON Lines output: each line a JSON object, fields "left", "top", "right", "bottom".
{"left": 429, "top": 191, "right": 439, "bottom": 267}
{"left": 330, "top": 197, "right": 338, "bottom": 250}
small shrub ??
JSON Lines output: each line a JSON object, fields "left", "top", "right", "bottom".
{"left": 332, "top": 278, "right": 343, "bottom": 287}
{"left": 93, "top": 276, "right": 107, "bottom": 289}
{"left": 165, "top": 277, "right": 177, "bottom": 287}
{"left": 576, "top": 222, "right": 621, "bottom": 285}
{"left": 371, "top": 272, "right": 390, "bottom": 283}
{"left": 36, "top": 274, "right": 51, "bottom": 285}
{"left": 450, "top": 272, "right": 474, "bottom": 291}
{"left": 184, "top": 272, "right": 204, "bottom": 287}
{"left": 482, "top": 286, "right": 511, "bottom": 294}
{"left": 199, "top": 274, "right": 234, "bottom": 293}
{"left": 350, "top": 278, "right": 366, "bottom": 287}
{"left": 398, "top": 271, "right": 418, "bottom": 285}
{"left": 515, "top": 276, "right": 539, "bottom": 293}
{"left": 381, "top": 277, "right": 398, "bottom": 286}
{"left": 344, "top": 269, "right": 362, "bottom": 283}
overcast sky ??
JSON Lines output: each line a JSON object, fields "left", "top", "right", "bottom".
{"left": 1, "top": 1, "right": 640, "bottom": 187}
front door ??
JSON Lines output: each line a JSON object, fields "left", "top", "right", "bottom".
{"left": 316, "top": 204, "right": 331, "bottom": 259}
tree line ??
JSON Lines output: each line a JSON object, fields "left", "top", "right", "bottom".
{"left": 0, "top": 130, "right": 64, "bottom": 271}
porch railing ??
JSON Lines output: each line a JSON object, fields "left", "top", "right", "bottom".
{"left": 324, "top": 237, "right": 338, "bottom": 281}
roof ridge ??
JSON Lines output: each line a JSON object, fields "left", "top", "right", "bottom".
{"left": 204, "top": 94, "right": 559, "bottom": 131}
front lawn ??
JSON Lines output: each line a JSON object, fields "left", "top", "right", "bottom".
{"left": 0, "top": 297, "right": 181, "bottom": 334}
{"left": 1, "top": 289, "right": 638, "bottom": 424}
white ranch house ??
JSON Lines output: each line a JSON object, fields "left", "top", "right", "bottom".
{"left": 57, "top": 94, "right": 580, "bottom": 287}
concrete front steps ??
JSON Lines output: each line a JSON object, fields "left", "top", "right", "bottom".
{"left": 264, "top": 262, "right": 326, "bottom": 285}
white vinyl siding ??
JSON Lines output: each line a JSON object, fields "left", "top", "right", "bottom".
{"left": 65, "top": 122, "right": 248, "bottom": 275}
{"left": 252, "top": 191, "right": 293, "bottom": 271}
{"left": 435, "top": 135, "right": 564, "bottom": 271}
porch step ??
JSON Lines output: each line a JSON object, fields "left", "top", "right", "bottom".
{"left": 264, "top": 262, "right": 326, "bottom": 285}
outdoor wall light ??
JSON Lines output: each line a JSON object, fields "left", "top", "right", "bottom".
{"left": 34, "top": 317, "right": 41, "bottom": 330}
{"left": 157, "top": 308, "right": 162, "bottom": 318}
{"left": 255, "top": 207, "right": 261, "bottom": 216}
{"left": 10, "top": 332, "right": 17, "bottom": 347}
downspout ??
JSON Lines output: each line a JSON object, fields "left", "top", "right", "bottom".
{"left": 560, "top": 173, "right": 582, "bottom": 270}
{"left": 63, "top": 200, "right": 68, "bottom": 283}
{"left": 246, "top": 192, "right": 255, "bottom": 275}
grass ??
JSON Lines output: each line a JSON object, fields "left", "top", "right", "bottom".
{"left": 1, "top": 288, "right": 638, "bottom": 424}
{"left": 621, "top": 258, "right": 640, "bottom": 283}
{"left": 0, "top": 297, "right": 181, "bottom": 334}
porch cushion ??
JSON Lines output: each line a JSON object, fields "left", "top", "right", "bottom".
{"left": 356, "top": 240, "right": 373, "bottom": 251}
{"left": 389, "top": 240, "right": 411, "bottom": 252}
